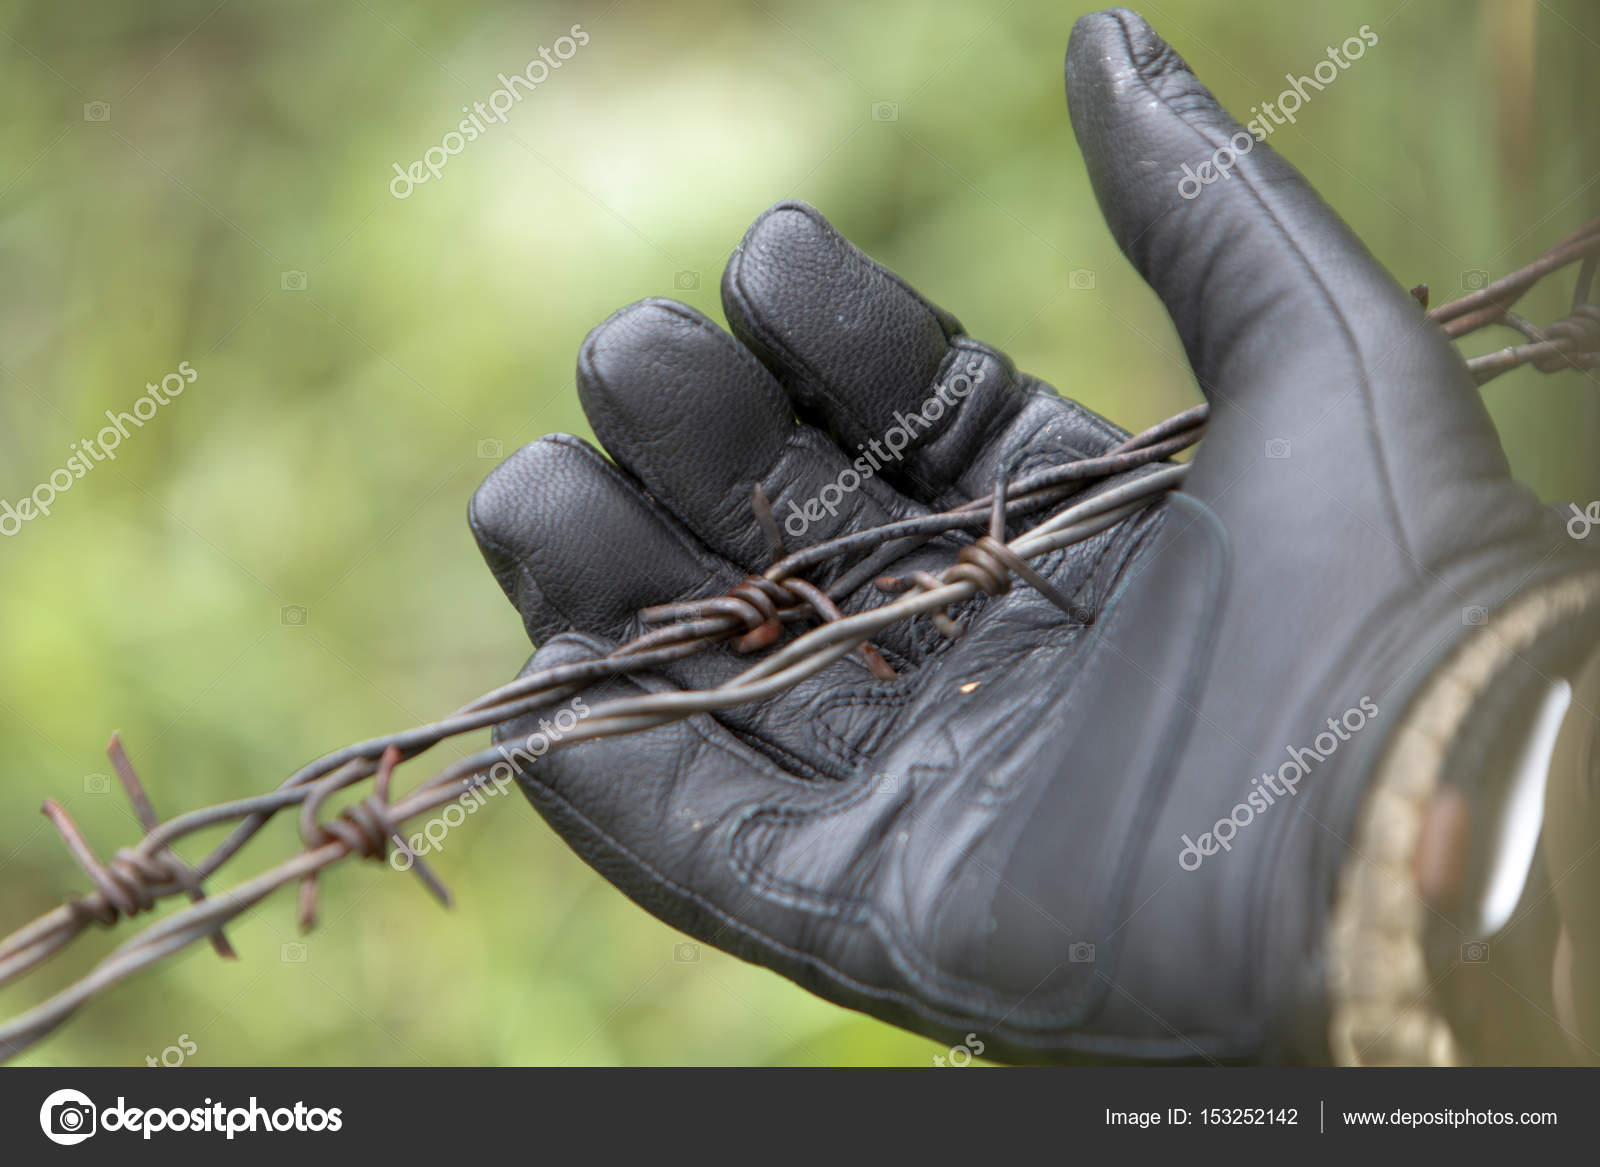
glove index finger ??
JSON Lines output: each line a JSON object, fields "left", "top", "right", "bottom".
{"left": 469, "top": 434, "right": 736, "bottom": 647}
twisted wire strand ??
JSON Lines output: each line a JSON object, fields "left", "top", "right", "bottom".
{"left": 0, "top": 438, "right": 1191, "bottom": 1061}
{"left": 1428, "top": 216, "right": 1600, "bottom": 382}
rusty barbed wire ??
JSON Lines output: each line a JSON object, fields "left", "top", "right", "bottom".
{"left": 0, "top": 220, "right": 1593, "bottom": 1063}
{"left": 0, "top": 404, "right": 1200, "bottom": 1061}
{"left": 1423, "top": 215, "right": 1600, "bottom": 384}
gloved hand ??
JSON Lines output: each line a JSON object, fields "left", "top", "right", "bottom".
{"left": 470, "top": 8, "right": 1600, "bottom": 1063}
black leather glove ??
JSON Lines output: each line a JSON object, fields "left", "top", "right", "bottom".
{"left": 469, "top": 8, "right": 1600, "bottom": 1064}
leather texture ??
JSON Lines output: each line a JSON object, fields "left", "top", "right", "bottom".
{"left": 468, "top": 8, "right": 1598, "bottom": 1063}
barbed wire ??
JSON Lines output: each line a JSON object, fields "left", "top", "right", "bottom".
{"left": 1423, "top": 215, "right": 1599, "bottom": 383}
{"left": 0, "top": 218, "right": 1595, "bottom": 1063}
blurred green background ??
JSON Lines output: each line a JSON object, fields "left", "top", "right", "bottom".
{"left": 0, "top": 0, "right": 1594, "bottom": 1066}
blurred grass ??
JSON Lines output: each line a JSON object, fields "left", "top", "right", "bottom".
{"left": 0, "top": 0, "right": 1594, "bottom": 1065}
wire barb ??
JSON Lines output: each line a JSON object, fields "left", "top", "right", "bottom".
{"left": 1428, "top": 216, "right": 1600, "bottom": 384}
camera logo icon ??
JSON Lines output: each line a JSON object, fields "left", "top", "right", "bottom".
{"left": 1068, "top": 941, "right": 1096, "bottom": 963}
{"left": 281, "top": 941, "right": 308, "bottom": 963}
{"left": 280, "top": 604, "right": 308, "bottom": 626}
{"left": 874, "top": 774, "right": 897, "bottom": 795}
{"left": 673, "top": 942, "right": 700, "bottom": 963}
{"left": 871, "top": 101, "right": 899, "bottom": 121}
{"left": 1068, "top": 268, "right": 1096, "bottom": 291}
{"left": 280, "top": 270, "right": 308, "bottom": 292}
{"left": 1460, "top": 270, "right": 1490, "bottom": 292}
{"left": 673, "top": 269, "right": 700, "bottom": 291}
{"left": 1265, "top": 438, "right": 1292, "bottom": 460}
{"left": 477, "top": 437, "right": 504, "bottom": 460}
{"left": 83, "top": 101, "right": 110, "bottom": 122}
{"left": 1461, "top": 940, "right": 1490, "bottom": 963}
{"left": 1462, "top": 605, "right": 1488, "bottom": 627}
{"left": 83, "top": 773, "right": 111, "bottom": 794}
{"left": 40, "top": 1088, "right": 97, "bottom": 1145}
